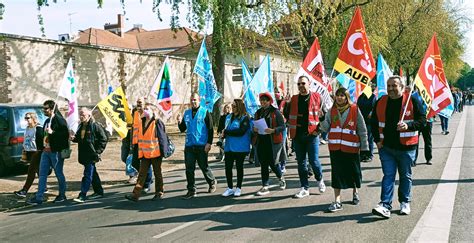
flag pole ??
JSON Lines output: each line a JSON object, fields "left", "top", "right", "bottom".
{"left": 400, "top": 79, "right": 415, "bottom": 122}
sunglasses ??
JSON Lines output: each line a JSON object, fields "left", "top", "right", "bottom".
{"left": 42, "top": 107, "right": 50, "bottom": 111}
{"left": 25, "top": 117, "right": 31, "bottom": 120}
{"left": 297, "top": 82, "right": 306, "bottom": 86}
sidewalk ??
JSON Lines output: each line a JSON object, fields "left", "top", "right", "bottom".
{"left": 0, "top": 134, "right": 222, "bottom": 211}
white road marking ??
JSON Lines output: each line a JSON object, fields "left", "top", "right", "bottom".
{"left": 407, "top": 111, "right": 466, "bottom": 242}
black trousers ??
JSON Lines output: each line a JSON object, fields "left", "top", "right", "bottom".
{"left": 184, "top": 146, "right": 216, "bottom": 192}
{"left": 415, "top": 121, "right": 433, "bottom": 163}
{"left": 224, "top": 152, "right": 247, "bottom": 189}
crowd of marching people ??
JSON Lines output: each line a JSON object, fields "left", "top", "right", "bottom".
{"left": 13, "top": 75, "right": 471, "bottom": 220}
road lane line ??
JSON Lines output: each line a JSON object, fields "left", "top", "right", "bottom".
{"left": 407, "top": 111, "right": 466, "bottom": 242}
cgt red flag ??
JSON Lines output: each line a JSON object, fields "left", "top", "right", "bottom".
{"left": 296, "top": 37, "right": 333, "bottom": 110}
{"left": 414, "top": 34, "right": 452, "bottom": 117}
{"left": 334, "top": 7, "right": 376, "bottom": 87}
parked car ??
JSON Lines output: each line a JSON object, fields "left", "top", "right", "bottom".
{"left": 0, "top": 104, "right": 46, "bottom": 175}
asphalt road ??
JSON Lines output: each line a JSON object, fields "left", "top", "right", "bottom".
{"left": 0, "top": 106, "right": 472, "bottom": 242}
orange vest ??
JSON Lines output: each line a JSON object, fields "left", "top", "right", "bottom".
{"left": 376, "top": 92, "right": 418, "bottom": 146}
{"left": 328, "top": 104, "right": 360, "bottom": 153}
{"left": 132, "top": 110, "right": 140, "bottom": 145}
{"left": 288, "top": 92, "right": 321, "bottom": 139}
{"left": 254, "top": 109, "right": 283, "bottom": 144}
{"left": 137, "top": 119, "right": 161, "bottom": 159}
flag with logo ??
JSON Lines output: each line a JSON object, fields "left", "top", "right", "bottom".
{"left": 58, "top": 58, "right": 79, "bottom": 132}
{"left": 376, "top": 53, "right": 393, "bottom": 99}
{"left": 242, "top": 55, "right": 277, "bottom": 116}
{"left": 336, "top": 73, "right": 361, "bottom": 102}
{"left": 194, "top": 40, "right": 221, "bottom": 112}
{"left": 334, "top": 7, "right": 376, "bottom": 88}
{"left": 414, "top": 34, "right": 452, "bottom": 118}
{"left": 295, "top": 37, "right": 333, "bottom": 111}
{"left": 150, "top": 57, "right": 174, "bottom": 120}
{"left": 100, "top": 81, "right": 114, "bottom": 136}
{"left": 97, "top": 87, "right": 133, "bottom": 138}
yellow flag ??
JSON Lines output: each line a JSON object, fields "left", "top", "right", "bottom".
{"left": 362, "top": 84, "right": 373, "bottom": 98}
{"left": 97, "top": 87, "right": 132, "bottom": 138}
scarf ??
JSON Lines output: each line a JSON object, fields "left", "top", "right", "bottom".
{"left": 336, "top": 102, "right": 350, "bottom": 114}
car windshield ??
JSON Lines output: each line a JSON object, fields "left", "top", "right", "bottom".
{"left": 14, "top": 107, "right": 47, "bottom": 131}
{"left": 0, "top": 107, "right": 8, "bottom": 131}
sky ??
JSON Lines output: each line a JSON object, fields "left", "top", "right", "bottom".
{"left": 0, "top": 0, "right": 473, "bottom": 67}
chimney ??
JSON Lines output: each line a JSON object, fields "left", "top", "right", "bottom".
{"left": 118, "top": 14, "right": 124, "bottom": 37}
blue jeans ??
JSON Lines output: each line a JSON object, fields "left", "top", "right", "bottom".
{"left": 366, "top": 124, "right": 374, "bottom": 158}
{"left": 36, "top": 151, "right": 66, "bottom": 200}
{"left": 440, "top": 115, "right": 449, "bottom": 132}
{"left": 379, "top": 146, "right": 416, "bottom": 210}
{"left": 80, "top": 163, "right": 104, "bottom": 197}
{"left": 294, "top": 135, "right": 323, "bottom": 190}
{"left": 280, "top": 128, "right": 288, "bottom": 169}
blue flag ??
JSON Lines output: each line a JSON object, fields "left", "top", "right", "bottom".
{"left": 336, "top": 73, "right": 357, "bottom": 102}
{"left": 376, "top": 53, "right": 393, "bottom": 99}
{"left": 438, "top": 92, "right": 454, "bottom": 118}
{"left": 242, "top": 55, "right": 276, "bottom": 117}
{"left": 193, "top": 40, "right": 222, "bottom": 112}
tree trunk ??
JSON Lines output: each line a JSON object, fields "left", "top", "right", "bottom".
{"left": 211, "top": 0, "right": 227, "bottom": 127}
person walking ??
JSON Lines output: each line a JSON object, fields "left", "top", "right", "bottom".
{"left": 287, "top": 76, "right": 326, "bottom": 199}
{"left": 412, "top": 90, "right": 433, "bottom": 166}
{"left": 216, "top": 103, "right": 232, "bottom": 161}
{"left": 14, "top": 112, "right": 44, "bottom": 198}
{"left": 371, "top": 76, "right": 426, "bottom": 219}
{"left": 131, "top": 98, "right": 153, "bottom": 191}
{"left": 221, "top": 99, "right": 251, "bottom": 197}
{"left": 125, "top": 103, "right": 169, "bottom": 202}
{"left": 72, "top": 107, "right": 108, "bottom": 203}
{"left": 320, "top": 88, "right": 369, "bottom": 212}
{"left": 177, "top": 93, "right": 217, "bottom": 199}
{"left": 357, "top": 86, "right": 376, "bottom": 162}
{"left": 253, "top": 92, "right": 286, "bottom": 196}
{"left": 27, "top": 100, "right": 69, "bottom": 205}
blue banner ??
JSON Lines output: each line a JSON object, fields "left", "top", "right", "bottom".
{"left": 376, "top": 53, "right": 393, "bottom": 99}
{"left": 193, "top": 40, "right": 222, "bottom": 112}
{"left": 336, "top": 73, "right": 357, "bottom": 102}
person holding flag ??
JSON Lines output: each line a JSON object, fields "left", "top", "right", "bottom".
{"left": 27, "top": 100, "right": 69, "bottom": 206}
{"left": 370, "top": 76, "right": 426, "bottom": 218}
{"left": 177, "top": 93, "right": 217, "bottom": 199}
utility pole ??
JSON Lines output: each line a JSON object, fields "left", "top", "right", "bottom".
{"left": 67, "top": 12, "right": 77, "bottom": 35}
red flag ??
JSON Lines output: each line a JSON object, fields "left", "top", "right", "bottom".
{"left": 334, "top": 7, "right": 376, "bottom": 86}
{"left": 278, "top": 81, "right": 285, "bottom": 97}
{"left": 414, "top": 34, "right": 451, "bottom": 117}
{"left": 296, "top": 37, "right": 333, "bottom": 110}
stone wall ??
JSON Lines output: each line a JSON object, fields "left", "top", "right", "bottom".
{"left": 0, "top": 34, "right": 300, "bottom": 119}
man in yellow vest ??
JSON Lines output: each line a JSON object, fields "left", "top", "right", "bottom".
{"left": 371, "top": 76, "right": 426, "bottom": 219}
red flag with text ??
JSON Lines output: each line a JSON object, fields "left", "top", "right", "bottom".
{"left": 334, "top": 7, "right": 376, "bottom": 87}
{"left": 414, "top": 34, "right": 452, "bottom": 118}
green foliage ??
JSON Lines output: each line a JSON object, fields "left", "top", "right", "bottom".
{"left": 455, "top": 65, "right": 474, "bottom": 90}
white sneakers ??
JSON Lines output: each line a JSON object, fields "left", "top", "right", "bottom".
{"left": 318, "top": 180, "right": 326, "bottom": 193}
{"left": 400, "top": 202, "right": 411, "bottom": 215}
{"left": 372, "top": 204, "right": 391, "bottom": 219}
{"left": 222, "top": 188, "right": 234, "bottom": 197}
{"left": 294, "top": 188, "right": 310, "bottom": 199}
{"left": 222, "top": 188, "right": 242, "bottom": 197}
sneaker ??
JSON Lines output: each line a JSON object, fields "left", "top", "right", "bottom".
{"left": 208, "top": 180, "right": 217, "bottom": 193}
{"left": 152, "top": 193, "right": 164, "bottom": 201}
{"left": 125, "top": 194, "right": 138, "bottom": 202}
{"left": 317, "top": 180, "right": 326, "bottom": 193}
{"left": 256, "top": 186, "right": 270, "bottom": 196}
{"left": 293, "top": 188, "right": 309, "bottom": 199}
{"left": 234, "top": 188, "right": 242, "bottom": 197}
{"left": 279, "top": 178, "right": 286, "bottom": 190}
{"left": 73, "top": 195, "right": 86, "bottom": 203}
{"left": 320, "top": 139, "right": 328, "bottom": 145}
{"left": 183, "top": 191, "right": 197, "bottom": 200}
{"left": 307, "top": 170, "right": 314, "bottom": 178}
{"left": 128, "top": 176, "right": 138, "bottom": 184}
{"left": 400, "top": 202, "right": 411, "bottom": 215}
{"left": 372, "top": 204, "right": 391, "bottom": 219}
{"left": 88, "top": 193, "right": 104, "bottom": 200}
{"left": 352, "top": 192, "right": 360, "bottom": 205}
{"left": 222, "top": 188, "right": 234, "bottom": 197}
{"left": 426, "top": 160, "right": 432, "bottom": 165}
{"left": 328, "top": 202, "right": 343, "bottom": 212}
{"left": 143, "top": 187, "right": 151, "bottom": 194}
{"left": 26, "top": 198, "right": 43, "bottom": 206}
{"left": 280, "top": 166, "right": 287, "bottom": 174}
{"left": 14, "top": 189, "right": 27, "bottom": 198}
{"left": 53, "top": 195, "right": 67, "bottom": 203}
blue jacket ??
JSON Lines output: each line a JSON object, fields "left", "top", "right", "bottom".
{"left": 184, "top": 107, "right": 208, "bottom": 146}
{"left": 223, "top": 114, "right": 251, "bottom": 153}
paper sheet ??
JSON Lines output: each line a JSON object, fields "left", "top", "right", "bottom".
{"left": 253, "top": 118, "right": 269, "bottom": 135}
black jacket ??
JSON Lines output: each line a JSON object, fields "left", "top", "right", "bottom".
{"left": 73, "top": 120, "right": 108, "bottom": 164}
{"left": 43, "top": 114, "right": 69, "bottom": 152}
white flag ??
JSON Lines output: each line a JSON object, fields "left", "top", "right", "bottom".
{"left": 58, "top": 58, "right": 79, "bottom": 132}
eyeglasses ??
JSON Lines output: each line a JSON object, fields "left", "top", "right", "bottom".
{"left": 25, "top": 117, "right": 31, "bottom": 120}
{"left": 297, "top": 82, "right": 306, "bottom": 86}
{"left": 42, "top": 107, "right": 50, "bottom": 111}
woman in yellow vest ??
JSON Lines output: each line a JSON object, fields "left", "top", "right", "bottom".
{"left": 125, "top": 103, "right": 168, "bottom": 201}
{"left": 320, "top": 87, "right": 369, "bottom": 212}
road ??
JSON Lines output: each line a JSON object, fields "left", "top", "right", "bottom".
{"left": 0, "top": 106, "right": 473, "bottom": 242}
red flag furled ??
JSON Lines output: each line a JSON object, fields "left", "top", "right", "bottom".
{"left": 334, "top": 7, "right": 376, "bottom": 87}
{"left": 414, "top": 34, "right": 452, "bottom": 118}
{"left": 295, "top": 37, "right": 333, "bottom": 110}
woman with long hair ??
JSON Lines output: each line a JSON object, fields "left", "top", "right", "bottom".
{"left": 320, "top": 87, "right": 368, "bottom": 212}
{"left": 221, "top": 99, "right": 251, "bottom": 197}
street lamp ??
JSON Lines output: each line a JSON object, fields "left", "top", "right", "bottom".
{"left": 0, "top": 3, "right": 5, "bottom": 20}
